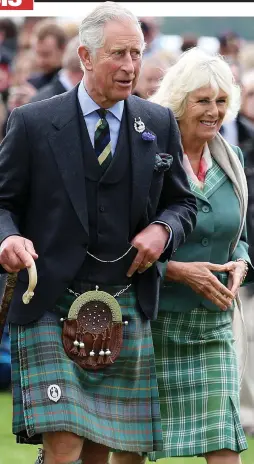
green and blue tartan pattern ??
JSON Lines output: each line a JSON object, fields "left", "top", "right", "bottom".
{"left": 10, "top": 288, "right": 163, "bottom": 453}
{"left": 148, "top": 308, "right": 247, "bottom": 460}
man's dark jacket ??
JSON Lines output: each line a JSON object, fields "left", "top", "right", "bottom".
{"left": 0, "top": 86, "right": 197, "bottom": 324}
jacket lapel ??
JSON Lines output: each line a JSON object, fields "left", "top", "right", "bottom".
{"left": 125, "top": 96, "right": 158, "bottom": 233}
{"left": 48, "top": 87, "right": 89, "bottom": 237}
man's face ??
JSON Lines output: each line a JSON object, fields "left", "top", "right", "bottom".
{"left": 34, "top": 35, "right": 64, "bottom": 74}
{"left": 79, "top": 19, "right": 143, "bottom": 107}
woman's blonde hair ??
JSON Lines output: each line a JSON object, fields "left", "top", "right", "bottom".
{"left": 150, "top": 47, "right": 241, "bottom": 122}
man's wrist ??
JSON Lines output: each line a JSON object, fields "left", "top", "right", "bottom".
{"left": 152, "top": 221, "right": 171, "bottom": 235}
{"left": 151, "top": 221, "right": 172, "bottom": 250}
{"left": 162, "top": 224, "right": 171, "bottom": 234}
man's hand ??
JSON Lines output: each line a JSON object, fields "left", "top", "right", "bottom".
{"left": 0, "top": 236, "right": 38, "bottom": 273}
{"left": 127, "top": 224, "right": 169, "bottom": 277}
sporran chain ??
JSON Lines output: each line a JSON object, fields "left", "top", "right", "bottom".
{"left": 87, "top": 244, "right": 133, "bottom": 263}
{"left": 67, "top": 283, "right": 132, "bottom": 299}
{"left": 67, "top": 244, "right": 133, "bottom": 298}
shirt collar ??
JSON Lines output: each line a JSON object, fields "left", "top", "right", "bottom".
{"left": 77, "top": 80, "right": 124, "bottom": 121}
{"left": 58, "top": 69, "right": 74, "bottom": 92}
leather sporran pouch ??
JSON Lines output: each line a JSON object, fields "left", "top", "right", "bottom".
{"left": 62, "top": 288, "right": 124, "bottom": 370}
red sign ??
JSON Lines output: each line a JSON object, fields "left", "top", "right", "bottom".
{"left": 0, "top": 0, "right": 33, "bottom": 9}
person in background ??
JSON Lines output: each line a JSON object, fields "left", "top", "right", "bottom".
{"left": 219, "top": 61, "right": 241, "bottom": 146}
{"left": 61, "top": 22, "right": 79, "bottom": 42}
{"left": 2, "top": 19, "right": 67, "bottom": 135}
{"left": 30, "top": 35, "right": 83, "bottom": 102}
{"left": 10, "top": 49, "right": 36, "bottom": 87}
{"left": 238, "top": 42, "right": 254, "bottom": 73}
{"left": 6, "top": 83, "right": 36, "bottom": 113}
{"left": 0, "top": 94, "right": 6, "bottom": 141}
{"left": 1, "top": 49, "right": 37, "bottom": 138}
{"left": 133, "top": 55, "right": 167, "bottom": 99}
{"left": 112, "top": 47, "right": 253, "bottom": 464}
{"left": 218, "top": 30, "right": 243, "bottom": 64}
{"left": 139, "top": 17, "right": 165, "bottom": 58}
{"left": 232, "top": 69, "right": 254, "bottom": 437}
{"left": 0, "top": 18, "right": 18, "bottom": 62}
{"left": 28, "top": 19, "right": 67, "bottom": 90}
{"left": 17, "top": 17, "right": 50, "bottom": 53}
{"left": 0, "top": 19, "right": 16, "bottom": 106}
{"left": 0, "top": 64, "right": 10, "bottom": 105}
{"left": 180, "top": 33, "right": 198, "bottom": 52}
{"left": 221, "top": 69, "right": 254, "bottom": 151}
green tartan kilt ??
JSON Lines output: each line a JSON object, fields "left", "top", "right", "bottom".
{"left": 9, "top": 287, "right": 163, "bottom": 453}
{"left": 148, "top": 308, "right": 248, "bottom": 461}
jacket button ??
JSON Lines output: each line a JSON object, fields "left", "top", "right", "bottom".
{"left": 99, "top": 205, "right": 105, "bottom": 212}
{"left": 201, "top": 238, "right": 209, "bottom": 247}
{"left": 202, "top": 205, "right": 210, "bottom": 213}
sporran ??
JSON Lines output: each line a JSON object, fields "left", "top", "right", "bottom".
{"left": 62, "top": 286, "right": 126, "bottom": 370}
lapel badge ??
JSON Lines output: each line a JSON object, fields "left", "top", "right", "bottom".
{"left": 134, "top": 117, "right": 145, "bottom": 133}
{"left": 47, "top": 384, "right": 62, "bottom": 403}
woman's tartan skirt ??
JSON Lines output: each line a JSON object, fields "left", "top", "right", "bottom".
{"left": 148, "top": 307, "right": 248, "bottom": 461}
{"left": 9, "top": 286, "right": 163, "bottom": 453}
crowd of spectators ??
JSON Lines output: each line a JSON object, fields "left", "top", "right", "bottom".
{"left": 0, "top": 14, "right": 254, "bottom": 435}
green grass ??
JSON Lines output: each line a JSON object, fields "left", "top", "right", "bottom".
{"left": 0, "top": 393, "right": 254, "bottom": 463}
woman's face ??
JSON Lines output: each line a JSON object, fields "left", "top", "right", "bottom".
{"left": 179, "top": 86, "right": 228, "bottom": 144}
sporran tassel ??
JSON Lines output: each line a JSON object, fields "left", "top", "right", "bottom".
{"left": 105, "top": 324, "right": 114, "bottom": 365}
{"left": 97, "top": 329, "right": 107, "bottom": 364}
{"left": 78, "top": 341, "right": 86, "bottom": 357}
{"left": 70, "top": 344, "right": 79, "bottom": 355}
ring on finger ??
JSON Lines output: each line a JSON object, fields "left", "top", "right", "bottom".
{"left": 144, "top": 261, "right": 153, "bottom": 269}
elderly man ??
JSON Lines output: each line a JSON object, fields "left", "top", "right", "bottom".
{"left": 0, "top": 3, "right": 197, "bottom": 464}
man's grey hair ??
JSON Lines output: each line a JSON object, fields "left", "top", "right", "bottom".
{"left": 79, "top": 1, "right": 145, "bottom": 56}
{"left": 62, "top": 36, "right": 81, "bottom": 72}
{"left": 150, "top": 47, "right": 241, "bottom": 123}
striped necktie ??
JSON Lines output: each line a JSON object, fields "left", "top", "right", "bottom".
{"left": 94, "top": 108, "right": 112, "bottom": 171}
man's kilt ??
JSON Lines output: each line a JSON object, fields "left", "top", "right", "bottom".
{"left": 10, "top": 286, "right": 163, "bottom": 453}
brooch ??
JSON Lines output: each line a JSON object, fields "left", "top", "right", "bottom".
{"left": 134, "top": 117, "right": 145, "bottom": 133}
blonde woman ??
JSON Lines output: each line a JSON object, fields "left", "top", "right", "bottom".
{"left": 112, "top": 47, "right": 253, "bottom": 464}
